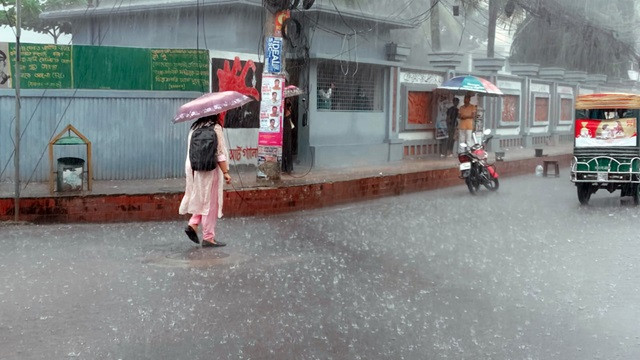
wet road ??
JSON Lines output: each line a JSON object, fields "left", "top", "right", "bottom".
{"left": 2, "top": 170, "right": 640, "bottom": 359}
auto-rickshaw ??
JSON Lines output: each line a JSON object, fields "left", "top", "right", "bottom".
{"left": 571, "top": 93, "right": 640, "bottom": 205}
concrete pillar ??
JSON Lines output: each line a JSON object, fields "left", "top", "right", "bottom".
{"left": 586, "top": 74, "right": 608, "bottom": 92}
{"left": 538, "top": 67, "right": 565, "bottom": 81}
{"left": 564, "top": 71, "right": 588, "bottom": 83}
{"left": 473, "top": 57, "right": 506, "bottom": 74}
{"left": 509, "top": 63, "right": 539, "bottom": 147}
{"left": 509, "top": 63, "right": 539, "bottom": 77}
{"left": 428, "top": 52, "right": 463, "bottom": 80}
{"left": 387, "top": 66, "right": 403, "bottom": 161}
{"left": 538, "top": 68, "right": 566, "bottom": 143}
{"left": 473, "top": 57, "right": 505, "bottom": 143}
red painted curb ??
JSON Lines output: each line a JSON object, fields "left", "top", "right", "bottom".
{"left": 0, "top": 155, "right": 572, "bottom": 223}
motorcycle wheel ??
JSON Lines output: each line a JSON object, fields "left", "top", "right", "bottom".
{"left": 465, "top": 177, "right": 479, "bottom": 194}
{"left": 577, "top": 183, "right": 592, "bottom": 205}
{"left": 484, "top": 177, "right": 499, "bottom": 191}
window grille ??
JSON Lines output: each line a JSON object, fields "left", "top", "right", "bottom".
{"left": 534, "top": 97, "right": 549, "bottom": 122}
{"left": 501, "top": 95, "right": 519, "bottom": 122}
{"left": 560, "top": 98, "right": 573, "bottom": 122}
{"left": 407, "top": 91, "right": 433, "bottom": 125}
{"left": 316, "top": 61, "right": 383, "bottom": 112}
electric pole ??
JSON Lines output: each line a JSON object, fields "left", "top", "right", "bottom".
{"left": 430, "top": 0, "right": 441, "bottom": 52}
{"left": 487, "top": 0, "right": 497, "bottom": 58}
{"left": 14, "top": 0, "right": 21, "bottom": 221}
{"left": 257, "top": 1, "right": 312, "bottom": 181}
{"left": 257, "top": 5, "right": 287, "bottom": 181}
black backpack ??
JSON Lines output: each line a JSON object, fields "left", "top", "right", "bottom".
{"left": 189, "top": 124, "right": 218, "bottom": 171}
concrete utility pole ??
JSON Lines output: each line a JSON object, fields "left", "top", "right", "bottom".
{"left": 257, "top": 5, "right": 287, "bottom": 181}
{"left": 430, "top": 0, "right": 441, "bottom": 52}
{"left": 14, "top": 0, "right": 21, "bottom": 221}
{"left": 487, "top": 0, "right": 498, "bottom": 58}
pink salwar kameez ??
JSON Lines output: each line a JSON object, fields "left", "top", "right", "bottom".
{"left": 179, "top": 124, "right": 227, "bottom": 242}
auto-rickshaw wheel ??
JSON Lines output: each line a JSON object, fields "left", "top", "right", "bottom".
{"left": 577, "top": 183, "right": 592, "bottom": 205}
{"left": 633, "top": 184, "right": 640, "bottom": 205}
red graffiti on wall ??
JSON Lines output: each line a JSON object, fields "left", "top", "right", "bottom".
{"left": 216, "top": 56, "right": 260, "bottom": 125}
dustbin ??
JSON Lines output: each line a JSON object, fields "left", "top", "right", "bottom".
{"left": 57, "top": 157, "right": 84, "bottom": 192}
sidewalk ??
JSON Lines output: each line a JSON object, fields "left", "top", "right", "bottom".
{"left": 0, "top": 144, "right": 573, "bottom": 223}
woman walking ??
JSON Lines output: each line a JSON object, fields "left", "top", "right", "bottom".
{"left": 180, "top": 114, "right": 232, "bottom": 247}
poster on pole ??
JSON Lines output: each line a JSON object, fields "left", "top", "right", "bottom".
{"left": 265, "top": 37, "right": 283, "bottom": 74}
{"left": 257, "top": 74, "right": 285, "bottom": 178}
{"left": 274, "top": 11, "right": 290, "bottom": 37}
{"left": 435, "top": 93, "right": 450, "bottom": 140}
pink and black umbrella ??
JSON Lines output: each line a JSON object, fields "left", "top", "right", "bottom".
{"left": 173, "top": 91, "right": 255, "bottom": 124}
{"left": 284, "top": 85, "right": 305, "bottom": 98}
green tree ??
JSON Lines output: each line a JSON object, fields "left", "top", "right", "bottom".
{"left": 509, "top": 0, "right": 639, "bottom": 78}
{"left": 458, "top": 0, "right": 525, "bottom": 58}
{"left": 460, "top": 0, "right": 638, "bottom": 76}
{"left": 0, "top": 0, "right": 85, "bottom": 44}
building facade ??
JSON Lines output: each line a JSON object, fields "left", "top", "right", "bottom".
{"left": 0, "top": 0, "right": 637, "bottom": 183}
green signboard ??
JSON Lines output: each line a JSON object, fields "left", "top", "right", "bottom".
{"left": 6, "top": 43, "right": 209, "bottom": 91}
{"left": 72, "top": 45, "right": 152, "bottom": 90}
{"left": 9, "top": 43, "right": 72, "bottom": 89}
{"left": 151, "top": 49, "right": 209, "bottom": 91}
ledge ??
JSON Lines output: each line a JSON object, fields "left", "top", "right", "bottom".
{"left": 509, "top": 63, "right": 539, "bottom": 77}
{"left": 564, "top": 70, "right": 588, "bottom": 83}
{"left": 473, "top": 58, "right": 506, "bottom": 73}
{"left": 428, "top": 52, "right": 463, "bottom": 70}
{"left": 586, "top": 74, "right": 608, "bottom": 85}
{"left": 538, "top": 67, "right": 565, "bottom": 80}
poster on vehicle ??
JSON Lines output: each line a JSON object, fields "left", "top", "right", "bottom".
{"left": 575, "top": 118, "right": 637, "bottom": 147}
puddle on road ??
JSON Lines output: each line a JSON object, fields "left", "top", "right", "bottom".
{"left": 143, "top": 247, "right": 251, "bottom": 268}
{"left": 143, "top": 248, "right": 312, "bottom": 269}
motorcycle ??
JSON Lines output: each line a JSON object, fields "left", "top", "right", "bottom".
{"left": 458, "top": 129, "right": 499, "bottom": 194}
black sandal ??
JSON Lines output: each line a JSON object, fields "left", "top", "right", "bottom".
{"left": 202, "top": 240, "right": 226, "bottom": 247}
{"left": 184, "top": 226, "right": 200, "bottom": 244}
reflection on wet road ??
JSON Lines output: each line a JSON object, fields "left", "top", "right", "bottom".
{"left": 2, "top": 170, "right": 640, "bottom": 359}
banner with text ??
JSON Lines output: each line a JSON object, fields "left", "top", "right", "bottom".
{"left": 575, "top": 118, "right": 637, "bottom": 147}
{"left": 1, "top": 42, "right": 209, "bottom": 91}
{"left": 225, "top": 128, "right": 260, "bottom": 166}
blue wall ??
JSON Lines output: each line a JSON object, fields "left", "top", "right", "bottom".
{"left": 0, "top": 89, "right": 199, "bottom": 182}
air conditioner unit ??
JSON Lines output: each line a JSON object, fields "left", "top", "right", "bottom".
{"left": 386, "top": 43, "right": 411, "bottom": 62}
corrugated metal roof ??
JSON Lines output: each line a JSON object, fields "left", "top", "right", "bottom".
{"left": 576, "top": 93, "right": 640, "bottom": 110}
